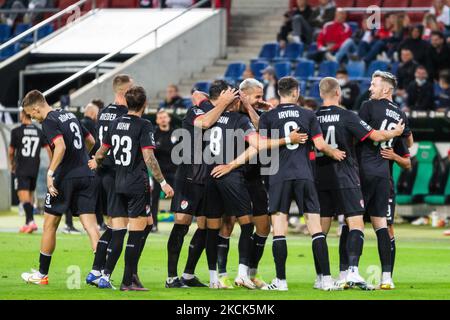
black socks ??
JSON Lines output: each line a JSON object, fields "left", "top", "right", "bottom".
{"left": 23, "top": 202, "right": 34, "bottom": 225}
{"left": 122, "top": 230, "right": 144, "bottom": 286}
{"left": 206, "top": 228, "right": 220, "bottom": 271}
{"left": 390, "top": 237, "right": 396, "bottom": 275}
{"left": 184, "top": 228, "right": 206, "bottom": 275}
{"left": 272, "top": 236, "right": 287, "bottom": 280}
{"left": 92, "top": 226, "right": 113, "bottom": 271}
{"left": 347, "top": 229, "right": 364, "bottom": 268}
{"left": 217, "top": 235, "right": 230, "bottom": 274}
{"left": 312, "top": 232, "right": 330, "bottom": 276}
{"left": 167, "top": 224, "right": 189, "bottom": 277}
{"left": 249, "top": 233, "right": 268, "bottom": 270}
{"left": 39, "top": 252, "right": 52, "bottom": 275}
{"left": 238, "top": 223, "right": 254, "bottom": 266}
{"left": 103, "top": 229, "right": 127, "bottom": 276}
{"left": 376, "top": 227, "right": 392, "bottom": 273}
{"left": 339, "top": 224, "right": 349, "bottom": 272}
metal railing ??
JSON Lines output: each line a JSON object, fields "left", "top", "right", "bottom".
{"left": 341, "top": 7, "right": 430, "bottom": 12}
{"left": 42, "top": 0, "right": 216, "bottom": 98}
{"left": 0, "top": 0, "right": 97, "bottom": 52}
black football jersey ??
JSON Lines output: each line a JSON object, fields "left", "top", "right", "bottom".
{"left": 102, "top": 114, "right": 155, "bottom": 194}
{"left": 204, "top": 111, "right": 256, "bottom": 172}
{"left": 175, "top": 99, "right": 214, "bottom": 184}
{"left": 10, "top": 124, "right": 47, "bottom": 178}
{"left": 315, "top": 105, "right": 373, "bottom": 190}
{"left": 357, "top": 99, "right": 411, "bottom": 178}
{"left": 259, "top": 103, "right": 322, "bottom": 185}
{"left": 80, "top": 116, "right": 98, "bottom": 157}
{"left": 42, "top": 110, "right": 93, "bottom": 181}
{"left": 96, "top": 104, "right": 128, "bottom": 173}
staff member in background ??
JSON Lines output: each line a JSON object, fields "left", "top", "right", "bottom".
{"left": 151, "top": 109, "right": 178, "bottom": 232}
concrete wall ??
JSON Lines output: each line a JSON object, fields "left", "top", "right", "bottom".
{"left": 70, "top": 9, "right": 226, "bottom": 107}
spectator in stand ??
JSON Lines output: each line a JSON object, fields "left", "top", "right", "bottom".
{"left": 426, "top": 31, "right": 450, "bottom": 81}
{"left": 1, "top": 0, "right": 49, "bottom": 26}
{"left": 398, "top": 25, "right": 430, "bottom": 66}
{"left": 336, "top": 69, "right": 359, "bottom": 110}
{"left": 159, "top": 84, "right": 186, "bottom": 110}
{"left": 422, "top": 13, "right": 442, "bottom": 41}
{"left": 312, "top": 8, "right": 352, "bottom": 62}
{"left": 430, "top": 0, "right": 450, "bottom": 35}
{"left": 405, "top": 65, "right": 435, "bottom": 111}
{"left": 277, "top": 0, "right": 314, "bottom": 46}
{"left": 261, "top": 66, "right": 279, "bottom": 101}
{"left": 396, "top": 48, "right": 419, "bottom": 102}
{"left": 140, "top": 0, "right": 155, "bottom": 7}
{"left": 1, "top": 0, "right": 28, "bottom": 26}
{"left": 81, "top": 102, "right": 99, "bottom": 157}
{"left": 303, "top": 97, "right": 319, "bottom": 111}
{"left": 165, "top": 0, "right": 192, "bottom": 8}
{"left": 242, "top": 66, "right": 255, "bottom": 80}
{"left": 309, "top": 0, "right": 336, "bottom": 30}
{"left": 436, "top": 69, "right": 450, "bottom": 111}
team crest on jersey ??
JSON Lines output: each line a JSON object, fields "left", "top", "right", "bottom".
{"left": 181, "top": 200, "right": 188, "bottom": 210}
{"left": 192, "top": 108, "right": 205, "bottom": 116}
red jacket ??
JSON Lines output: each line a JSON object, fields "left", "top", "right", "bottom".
{"left": 317, "top": 21, "right": 352, "bottom": 52}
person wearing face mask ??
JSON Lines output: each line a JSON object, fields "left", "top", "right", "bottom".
{"left": 336, "top": 69, "right": 360, "bottom": 110}
{"left": 405, "top": 65, "right": 435, "bottom": 111}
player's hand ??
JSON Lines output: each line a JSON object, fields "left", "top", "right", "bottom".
{"left": 47, "top": 175, "right": 58, "bottom": 197}
{"left": 218, "top": 88, "right": 239, "bottom": 106}
{"left": 380, "top": 148, "right": 396, "bottom": 160}
{"left": 257, "top": 100, "right": 274, "bottom": 110}
{"left": 331, "top": 148, "right": 346, "bottom": 161}
{"left": 393, "top": 119, "right": 405, "bottom": 136}
{"left": 88, "top": 156, "right": 97, "bottom": 170}
{"left": 288, "top": 128, "right": 308, "bottom": 144}
{"left": 162, "top": 184, "right": 174, "bottom": 198}
{"left": 239, "top": 92, "right": 253, "bottom": 112}
{"left": 211, "top": 164, "right": 234, "bottom": 178}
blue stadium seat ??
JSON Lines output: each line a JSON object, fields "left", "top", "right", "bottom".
{"left": 348, "top": 21, "right": 359, "bottom": 34}
{"left": 193, "top": 81, "right": 211, "bottom": 94}
{"left": 258, "top": 42, "right": 280, "bottom": 60}
{"left": 346, "top": 60, "right": 366, "bottom": 79}
{"left": 0, "top": 43, "right": 20, "bottom": 60}
{"left": 37, "top": 24, "right": 54, "bottom": 39}
{"left": 366, "top": 60, "right": 389, "bottom": 77}
{"left": 14, "top": 23, "right": 33, "bottom": 43}
{"left": 358, "top": 78, "right": 371, "bottom": 93}
{"left": 0, "top": 24, "right": 12, "bottom": 43}
{"left": 299, "top": 80, "right": 307, "bottom": 96}
{"left": 274, "top": 42, "right": 304, "bottom": 62}
{"left": 293, "top": 59, "right": 315, "bottom": 80}
{"left": 250, "top": 60, "right": 269, "bottom": 80}
{"left": 274, "top": 61, "right": 291, "bottom": 79}
{"left": 307, "top": 43, "right": 318, "bottom": 54}
{"left": 182, "top": 98, "right": 193, "bottom": 109}
{"left": 308, "top": 81, "right": 321, "bottom": 100}
{"left": 390, "top": 61, "right": 399, "bottom": 75}
{"left": 318, "top": 61, "right": 339, "bottom": 77}
{"left": 224, "top": 62, "right": 246, "bottom": 82}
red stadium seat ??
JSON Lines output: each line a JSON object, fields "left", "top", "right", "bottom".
{"left": 409, "top": 12, "right": 425, "bottom": 23}
{"left": 355, "top": 0, "right": 381, "bottom": 6}
{"left": 57, "top": 0, "right": 80, "bottom": 10}
{"left": 409, "top": 0, "right": 432, "bottom": 6}
{"left": 110, "top": 0, "right": 139, "bottom": 8}
{"left": 83, "top": 0, "right": 110, "bottom": 11}
{"left": 382, "top": 0, "right": 410, "bottom": 7}
{"left": 335, "top": 0, "right": 355, "bottom": 7}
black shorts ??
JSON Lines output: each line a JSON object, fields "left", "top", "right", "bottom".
{"left": 45, "top": 176, "right": 97, "bottom": 216}
{"left": 361, "top": 175, "right": 390, "bottom": 218}
{"left": 170, "top": 179, "right": 206, "bottom": 216}
{"left": 95, "top": 171, "right": 120, "bottom": 217}
{"left": 203, "top": 172, "right": 252, "bottom": 219}
{"left": 109, "top": 192, "right": 151, "bottom": 218}
{"left": 14, "top": 176, "right": 37, "bottom": 192}
{"left": 268, "top": 179, "right": 320, "bottom": 215}
{"left": 318, "top": 188, "right": 365, "bottom": 218}
{"left": 246, "top": 179, "right": 269, "bottom": 216}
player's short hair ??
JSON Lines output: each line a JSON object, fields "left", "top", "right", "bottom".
{"left": 209, "top": 80, "right": 230, "bottom": 100}
{"left": 91, "top": 98, "right": 104, "bottom": 110}
{"left": 21, "top": 109, "right": 31, "bottom": 120}
{"left": 112, "top": 74, "right": 132, "bottom": 93}
{"left": 125, "top": 86, "right": 147, "bottom": 112}
{"left": 22, "top": 90, "right": 46, "bottom": 108}
{"left": 167, "top": 84, "right": 179, "bottom": 91}
{"left": 372, "top": 70, "right": 397, "bottom": 90}
{"left": 278, "top": 76, "right": 300, "bottom": 97}
{"left": 319, "top": 77, "right": 340, "bottom": 97}
{"left": 239, "top": 78, "right": 263, "bottom": 92}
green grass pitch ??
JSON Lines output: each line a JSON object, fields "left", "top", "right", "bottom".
{"left": 0, "top": 212, "right": 449, "bottom": 300}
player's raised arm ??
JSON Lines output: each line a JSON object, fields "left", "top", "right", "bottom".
{"left": 193, "top": 87, "right": 238, "bottom": 129}
{"left": 142, "top": 148, "right": 174, "bottom": 198}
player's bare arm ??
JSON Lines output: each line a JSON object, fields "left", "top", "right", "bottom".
{"left": 8, "top": 146, "right": 15, "bottom": 173}
{"left": 211, "top": 145, "right": 259, "bottom": 178}
{"left": 369, "top": 119, "right": 405, "bottom": 142}
{"left": 84, "top": 133, "right": 96, "bottom": 153}
{"left": 380, "top": 148, "right": 412, "bottom": 170}
{"left": 406, "top": 133, "right": 414, "bottom": 148}
{"left": 142, "top": 148, "right": 174, "bottom": 198}
{"left": 47, "top": 136, "right": 66, "bottom": 197}
{"left": 314, "top": 135, "right": 346, "bottom": 161}
{"left": 89, "top": 144, "right": 110, "bottom": 170}
{"left": 193, "top": 88, "right": 238, "bottom": 129}
{"left": 247, "top": 129, "right": 308, "bottom": 151}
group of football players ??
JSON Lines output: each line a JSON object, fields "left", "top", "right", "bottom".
{"left": 14, "top": 69, "right": 412, "bottom": 291}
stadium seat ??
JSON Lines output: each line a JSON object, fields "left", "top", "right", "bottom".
{"left": 293, "top": 59, "right": 315, "bottom": 80}
{"left": 182, "top": 98, "right": 193, "bottom": 109}
{"left": 193, "top": 81, "right": 211, "bottom": 93}
{"left": 110, "top": 0, "right": 139, "bottom": 8}
{"left": 0, "top": 24, "right": 11, "bottom": 43}
{"left": 250, "top": 60, "right": 269, "bottom": 80}
{"left": 299, "top": 80, "right": 307, "bottom": 96}
{"left": 397, "top": 141, "right": 437, "bottom": 204}
{"left": 58, "top": 0, "right": 80, "bottom": 9}
{"left": 258, "top": 42, "right": 280, "bottom": 61}
{"left": 346, "top": 60, "right": 366, "bottom": 79}
{"left": 318, "top": 61, "right": 339, "bottom": 77}
{"left": 274, "top": 62, "right": 291, "bottom": 79}
{"left": 274, "top": 42, "right": 304, "bottom": 62}
{"left": 335, "top": 0, "right": 355, "bottom": 6}
{"left": 358, "top": 78, "right": 371, "bottom": 93}
{"left": 13, "top": 23, "right": 33, "bottom": 43}
{"left": 366, "top": 60, "right": 389, "bottom": 77}
{"left": 424, "top": 170, "right": 450, "bottom": 205}
{"left": 382, "top": 0, "right": 409, "bottom": 6}
{"left": 224, "top": 62, "right": 246, "bottom": 82}
{"left": 307, "top": 43, "right": 317, "bottom": 54}
{"left": 308, "top": 81, "right": 321, "bottom": 100}
{"left": 409, "top": 0, "right": 432, "bottom": 6}
{"left": 0, "top": 43, "right": 20, "bottom": 60}
{"left": 37, "top": 24, "right": 54, "bottom": 39}
{"left": 390, "top": 61, "right": 399, "bottom": 75}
